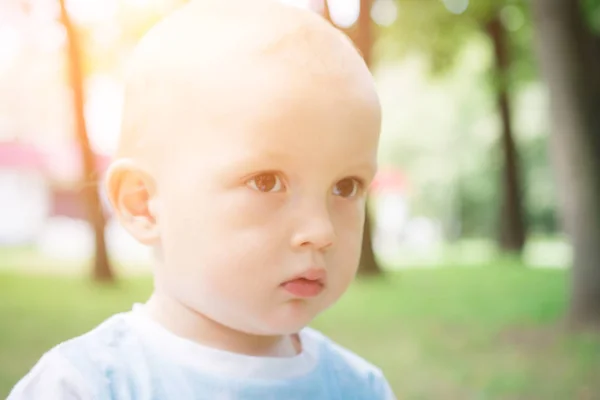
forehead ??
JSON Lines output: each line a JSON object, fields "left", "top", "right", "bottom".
{"left": 169, "top": 73, "right": 380, "bottom": 178}
{"left": 240, "top": 79, "right": 379, "bottom": 150}
{"left": 123, "top": 0, "right": 380, "bottom": 171}
{"left": 157, "top": 46, "right": 379, "bottom": 145}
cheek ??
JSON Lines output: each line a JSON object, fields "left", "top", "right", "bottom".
{"left": 161, "top": 177, "right": 271, "bottom": 234}
{"left": 158, "top": 184, "right": 286, "bottom": 275}
{"left": 220, "top": 189, "right": 287, "bottom": 229}
{"left": 332, "top": 230, "right": 362, "bottom": 273}
{"left": 332, "top": 200, "right": 365, "bottom": 241}
{"left": 329, "top": 202, "right": 365, "bottom": 270}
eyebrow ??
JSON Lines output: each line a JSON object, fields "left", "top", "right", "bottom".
{"left": 216, "top": 148, "right": 377, "bottom": 178}
{"left": 215, "top": 150, "right": 291, "bottom": 175}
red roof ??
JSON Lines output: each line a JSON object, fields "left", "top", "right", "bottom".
{"left": 0, "top": 142, "right": 47, "bottom": 170}
{"left": 0, "top": 141, "right": 111, "bottom": 181}
{"left": 369, "top": 168, "right": 409, "bottom": 194}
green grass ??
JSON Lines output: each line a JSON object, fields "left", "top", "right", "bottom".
{"left": 379, "top": 236, "right": 572, "bottom": 270}
{"left": 1, "top": 267, "right": 599, "bottom": 399}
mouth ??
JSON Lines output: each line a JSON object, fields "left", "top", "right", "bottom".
{"left": 281, "top": 268, "right": 326, "bottom": 298}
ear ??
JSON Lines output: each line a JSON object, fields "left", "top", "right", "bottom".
{"left": 104, "top": 159, "right": 160, "bottom": 245}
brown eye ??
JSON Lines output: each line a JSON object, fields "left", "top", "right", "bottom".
{"left": 333, "top": 178, "right": 360, "bottom": 198}
{"left": 247, "top": 173, "right": 284, "bottom": 193}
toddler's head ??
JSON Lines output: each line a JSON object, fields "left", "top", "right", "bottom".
{"left": 106, "top": 0, "right": 381, "bottom": 338}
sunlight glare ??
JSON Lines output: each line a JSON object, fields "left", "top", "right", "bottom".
{"left": 442, "top": 0, "right": 469, "bottom": 15}
{"left": 279, "top": 0, "right": 313, "bottom": 10}
{"left": 0, "top": 25, "right": 21, "bottom": 71}
{"left": 328, "top": 0, "right": 360, "bottom": 28}
{"left": 371, "top": 0, "right": 397, "bottom": 27}
{"left": 65, "top": 0, "right": 118, "bottom": 25}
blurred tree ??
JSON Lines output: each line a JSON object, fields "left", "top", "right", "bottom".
{"left": 531, "top": 0, "right": 600, "bottom": 329}
{"left": 486, "top": 12, "right": 526, "bottom": 253}
{"left": 320, "top": 0, "right": 383, "bottom": 276}
{"left": 380, "top": 0, "right": 530, "bottom": 254}
{"left": 58, "top": 0, "right": 114, "bottom": 282}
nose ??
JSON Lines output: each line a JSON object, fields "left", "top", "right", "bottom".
{"left": 290, "top": 202, "right": 336, "bottom": 252}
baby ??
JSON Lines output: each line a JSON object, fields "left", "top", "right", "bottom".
{"left": 9, "top": 0, "right": 393, "bottom": 398}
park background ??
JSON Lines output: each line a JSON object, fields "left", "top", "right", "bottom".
{"left": 1, "top": 0, "right": 599, "bottom": 398}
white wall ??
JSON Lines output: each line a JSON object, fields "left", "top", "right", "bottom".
{"left": 0, "top": 168, "right": 50, "bottom": 244}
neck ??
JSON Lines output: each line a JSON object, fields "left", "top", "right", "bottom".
{"left": 145, "top": 290, "right": 300, "bottom": 357}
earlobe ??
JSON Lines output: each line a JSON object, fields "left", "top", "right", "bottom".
{"left": 105, "top": 159, "right": 160, "bottom": 245}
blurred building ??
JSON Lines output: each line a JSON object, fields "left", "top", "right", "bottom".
{"left": 370, "top": 168, "right": 442, "bottom": 259}
{"left": 0, "top": 140, "right": 110, "bottom": 245}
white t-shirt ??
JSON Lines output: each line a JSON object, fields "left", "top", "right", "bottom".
{"left": 9, "top": 305, "right": 396, "bottom": 399}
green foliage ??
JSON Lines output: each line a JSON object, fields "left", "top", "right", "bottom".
{"left": 520, "top": 135, "right": 560, "bottom": 234}
{"left": 452, "top": 133, "right": 559, "bottom": 238}
{"left": 374, "top": 0, "right": 555, "bottom": 239}
{"left": 376, "top": 0, "right": 536, "bottom": 83}
{"left": 377, "top": 0, "right": 476, "bottom": 75}
{"left": 583, "top": 0, "right": 600, "bottom": 32}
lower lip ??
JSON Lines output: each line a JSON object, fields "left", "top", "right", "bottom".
{"left": 282, "top": 278, "right": 324, "bottom": 298}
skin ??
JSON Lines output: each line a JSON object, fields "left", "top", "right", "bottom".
{"left": 105, "top": 0, "right": 381, "bottom": 358}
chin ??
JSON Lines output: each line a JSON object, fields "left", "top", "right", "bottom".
{"left": 261, "top": 307, "right": 321, "bottom": 335}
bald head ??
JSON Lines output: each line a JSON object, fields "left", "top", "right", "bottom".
{"left": 118, "top": 0, "right": 377, "bottom": 164}
{"left": 106, "top": 1, "right": 382, "bottom": 319}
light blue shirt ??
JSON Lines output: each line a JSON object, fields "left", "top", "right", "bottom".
{"left": 9, "top": 306, "right": 395, "bottom": 399}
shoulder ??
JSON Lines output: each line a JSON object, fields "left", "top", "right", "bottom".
{"left": 9, "top": 312, "right": 146, "bottom": 400}
{"left": 57, "top": 312, "right": 144, "bottom": 369}
{"left": 8, "top": 348, "right": 93, "bottom": 400}
{"left": 302, "top": 327, "right": 396, "bottom": 400}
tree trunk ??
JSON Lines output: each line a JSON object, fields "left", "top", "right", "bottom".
{"left": 319, "top": 0, "right": 374, "bottom": 67}
{"left": 59, "top": 0, "right": 114, "bottom": 282}
{"left": 359, "top": 204, "right": 380, "bottom": 275}
{"left": 354, "top": 0, "right": 381, "bottom": 276}
{"left": 486, "top": 15, "right": 527, "bottom": 254}
{"left": 320, "top": 0, "right": 382, "bottom": 276}
{"left": 532, "top": 0, "right": 600, "bottom": 329}
{"left": 353, "top": 0, "right": 373, "bottom": 68}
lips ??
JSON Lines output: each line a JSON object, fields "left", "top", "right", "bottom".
{"left": 281, "top": 268, "right": 326, "bottom": 298}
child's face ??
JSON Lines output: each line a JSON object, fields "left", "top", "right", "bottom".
{"left": 152, "top": 62, "right": 381, "bottom": 335}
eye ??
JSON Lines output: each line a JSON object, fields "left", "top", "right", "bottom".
{"left": 332, "top": 178, "right": 361, "bottom": 198}
{"left": 246, "top": 173, "right": 285, "bottom": 193}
